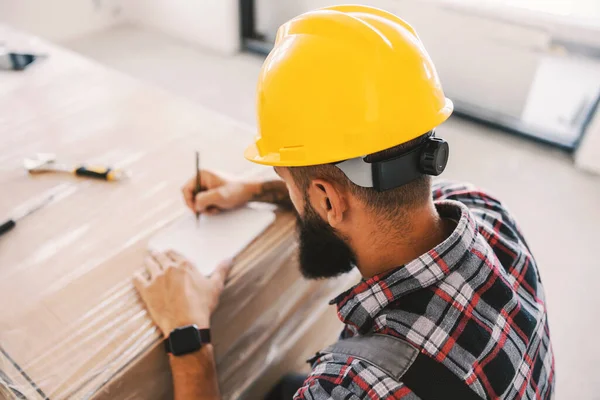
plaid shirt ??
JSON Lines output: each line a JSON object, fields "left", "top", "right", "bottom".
{"left": 295, "top": 181, "right": 554, "bottom": 400}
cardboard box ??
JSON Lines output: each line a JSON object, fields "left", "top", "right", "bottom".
{"left": 0, "top": 24, "right": 359, "bottom": 399}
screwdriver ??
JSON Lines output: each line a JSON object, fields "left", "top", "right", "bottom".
{"left": 24, "top": 153, "right": 129, "bottom": 181}
{"left": 0, "top": 192, "right": 55, "bottom": 237}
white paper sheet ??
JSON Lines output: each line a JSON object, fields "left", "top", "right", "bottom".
{"left": 148, "top": 207, "right": 276, "bottom": 275}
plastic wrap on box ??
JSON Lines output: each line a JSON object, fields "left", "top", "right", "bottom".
{"left": 0, "top": 24, "right": 360, "bottom": 399}
{"left": 1, "top": 212, "right": 358, "bottom": 400}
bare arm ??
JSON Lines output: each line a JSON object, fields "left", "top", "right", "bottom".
{"left": 248, "top": 180, "right": 294, "bottom": 209}
{"left": 134, "top": 252, "right": 231, "bottom": 400}
{"left": 169, "top": 346, "right": 220, "bottom": 400}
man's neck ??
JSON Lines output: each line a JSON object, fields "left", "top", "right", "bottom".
{"left": 352, "top": 202, "right": 455, "bottom": 279}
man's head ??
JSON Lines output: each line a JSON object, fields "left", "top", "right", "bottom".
{"left": 245, "top": 5, "right": 453, "bottom": 278}
{"left": 275, "top": 133, "right": 433, "bottom": 279}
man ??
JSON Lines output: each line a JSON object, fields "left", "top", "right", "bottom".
{"left": 134, "top": 5, "right": 554, "bottom": 399}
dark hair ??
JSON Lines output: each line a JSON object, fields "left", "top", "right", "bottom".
{"left": 288, "top": 133, "right": 432, "bottom": 218}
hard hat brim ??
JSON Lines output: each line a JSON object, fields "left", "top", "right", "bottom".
{"left": 245, "top": 97, "right": 454, "bottom": 167}
{"left": 244, "top": 142, "right": 284, "bottom": 166}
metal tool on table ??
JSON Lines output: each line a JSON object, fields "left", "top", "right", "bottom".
{"left": 0, "top": 47, "right": 47, "bottom": 71}
{"left": 0, "top": 191, "right": 56, "bottom": 237}
{"left": 24, "top": 153, "right": 129, "bottom": 181}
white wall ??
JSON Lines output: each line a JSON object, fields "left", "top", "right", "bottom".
{"left": 0, "top": 0, "right": 240, "bottom": 55}
{"left": 119, "top": 0, "right": 239, "bottom": 55}
{"left": 0, "top": 0, "right": 122, "bottom": 42}
{"left": 395, "top": 0, "right": 548, "bottom": 120}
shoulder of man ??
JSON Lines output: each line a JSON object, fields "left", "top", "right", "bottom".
{"left": 293, "top": 353, "right": 419, "bottom": 400}
{"left": 431, "top": 180, "right": 531, "bottom": 250}
{"left": 432, "top": 180, "right": 504, "bottom": 211}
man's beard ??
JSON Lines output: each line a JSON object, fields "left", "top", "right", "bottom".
{"left": 296, "top": 201, "right": 356, "bottom": 279}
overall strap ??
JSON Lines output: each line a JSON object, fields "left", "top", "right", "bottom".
{"left": 320, "top": 334, "right": 481, "bottom": 400}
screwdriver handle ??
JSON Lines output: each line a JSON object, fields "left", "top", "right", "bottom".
{"left": 74, "top": 166, "right": 125, "bottom": 181}
{"left": 0, "top": 219, "right": 16, "bottom": 236}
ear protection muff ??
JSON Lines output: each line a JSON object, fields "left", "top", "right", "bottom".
{"left": 335, "top": 134, "right": 450, "bottom": 192}
{"left": 419, "top": 137, "right": 449, "bottom": 176}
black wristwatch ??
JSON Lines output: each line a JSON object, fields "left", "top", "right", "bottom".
{"left": 164, "top": 324, "right": 211, "bottom": 356}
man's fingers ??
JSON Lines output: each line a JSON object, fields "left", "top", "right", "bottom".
{"left": 210, "top": 259, "right": 233, "bottom": 288}
{"left": 182, "top": 171, "right": 229, "bottom": 214}
{"left": 182, "top": 171, "right": 215, "bottom": 211}
{"left": 152, "top": 250, "right": 171, "bottom": 264}
{"left": 145, "top": 255, "right": 162, "bottom": 278}
{"left": 195, "top": 190, "right": 224, "bottom": 213}
{"left": 165, "top": 250, "right": 193, "bottom": 269}
{"left": 133, "top": 271, "right": 148, "bottom": 291}
{"left": 182, "top": 185, "right": 195, "bottom": 211}
{"left": 165, "top": 250, "right": 184, "bottom": 262}
{"left": 205, "top": 207, "right": 222, "bottom": 216}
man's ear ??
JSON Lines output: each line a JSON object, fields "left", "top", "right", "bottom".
{"left": 307, "top": 179, "right": 348, "bottom": 227}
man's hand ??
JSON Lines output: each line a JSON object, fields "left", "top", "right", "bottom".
{"left": 181, "top": 170, "right": 254, "bottom": 215}
{"left": 181, "top": 170, "right": 294, "bottom": 214}
{"left": 134, "top": 250, "right": 231, "bottom": 337}
{"left": 134, "top": 252, "right": 228, "bottom": 400}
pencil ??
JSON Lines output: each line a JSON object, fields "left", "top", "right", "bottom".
{"left": 195, "top": 151, "right": 201, "bottom": 223}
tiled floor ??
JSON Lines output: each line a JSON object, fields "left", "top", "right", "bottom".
{"left": 66, "top": 25, "right": 600, "bottom": 399}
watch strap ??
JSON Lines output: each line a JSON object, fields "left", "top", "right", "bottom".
{"left": 198, "top": 328, "right": 211, "bottom": 343}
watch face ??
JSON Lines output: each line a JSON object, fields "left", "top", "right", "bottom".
{"left": 169, "top": 325, "right": 202, "bottom": 355}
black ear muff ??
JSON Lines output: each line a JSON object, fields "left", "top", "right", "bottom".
{"left": 419, "top": 137, "right": 449, "bottom": 176}
{"left": 339, "top": 134, "right": 449, "bottom": 191}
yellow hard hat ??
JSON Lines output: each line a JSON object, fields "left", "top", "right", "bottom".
{"left": 244, "top": 4, "right": 453, "bottom": 167}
